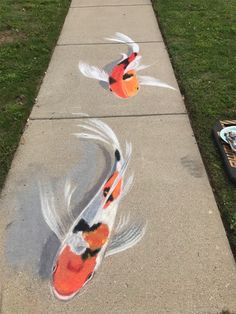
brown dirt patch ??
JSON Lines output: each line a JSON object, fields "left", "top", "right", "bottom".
{"left": 0, "top": 30, "right": 26, "bottom": 45}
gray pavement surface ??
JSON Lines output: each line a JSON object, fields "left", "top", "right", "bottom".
{"left": 1, "top": 0, "right": 236, "bottom": 313}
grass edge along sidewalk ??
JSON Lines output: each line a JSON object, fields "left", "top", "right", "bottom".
{"left": 0, "top": 0, "right": 71, "bottom": 190}
{"left": 152, "top": 0, "right": 236, "bottom": 257}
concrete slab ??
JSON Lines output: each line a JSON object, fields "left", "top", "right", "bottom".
{"left": 31, "top": 43, "right": 184, "bottom": 119}
{"left": 1, "top": 116, "right": 236, "bottom": 313}
{"left": 58, "top": 6, "right": 163, "bottom": 45}
{"left": 71, "top": 0, "right": 151, "bottom": 7}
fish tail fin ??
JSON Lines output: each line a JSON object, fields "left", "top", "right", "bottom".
{"left": 73, "top": 118, "right": 123, "bottom": 160}
{"left": 105, "top": 32, "right": 139, "bottom": 54}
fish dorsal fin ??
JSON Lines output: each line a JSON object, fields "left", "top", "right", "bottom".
{"left": 136, "top": 64, "right": 152, "bottom": 72}
{"left": 120, "top": 53, "right": 128, "bottom": 63}
{"left": 120, "top": 174, "right": 134, "bottom": 201}
{"left": 138, "top": 75, "right": 176, "bottom": 90}
{"left": 78, "top": 61, "right": 109, "bottom": 82}
{"left": 105, "top": 217, "right": 147, "bottom": 257}
{"left": 39, "top": 181, "right": 69, "bottom": 241}
{"left": 64, "top": 178, "right": 77, "bottom": 221}
{"left": 124, "top": 55, "right": 142, "bottom": 74}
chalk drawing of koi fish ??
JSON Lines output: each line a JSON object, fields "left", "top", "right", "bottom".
{"left": 78, "top": 32, "right": 176, "bottom": 99}
{"left": 39, "top": 119, "right": 146, "bottom": 300}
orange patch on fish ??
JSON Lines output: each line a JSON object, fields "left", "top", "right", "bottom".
{"left": 103, "top": 171, "right": 122, "bottom": 208}
{"left": 83, "top": 223, "right": 109, "bottom": 250}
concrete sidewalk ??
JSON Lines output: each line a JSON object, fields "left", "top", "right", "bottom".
{"left": 1, "top": 0, "right": 236, "bottom": 313}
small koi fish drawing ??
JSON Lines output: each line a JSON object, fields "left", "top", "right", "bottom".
{"left": 78, "top": 32, "right": 176, "bottom": 99}
{"left": 39, "top": 119, "right": 146, "bottom": 300}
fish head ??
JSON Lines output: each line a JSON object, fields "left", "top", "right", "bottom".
{"left": 122, "top": 70, "right": 140, "bottom": 98}
{"left": 109, "top": 70, "right": 139, "bottom": 99}
{"left": 51, "top": 245, "right": 96, "bottom": 300}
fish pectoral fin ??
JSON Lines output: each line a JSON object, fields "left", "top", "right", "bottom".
{"left": 120, "top": 174, "right": 134, "bottom": 201}
{"left": 138, "top": 75, "right": 176, "bottom": 90}
{"left": 78, "top": 61, "right": 109, "bottom": 83}
{"left": 105, "top": 220, "right": 147, "bottom": 257}
{"left": 39, "top": 181, "right": 66, "bottom": 241}
{"left": 124, "top": 56, "right": 142, "bottom": 74}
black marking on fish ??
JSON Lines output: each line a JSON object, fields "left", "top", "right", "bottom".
{"left": 73, "top": 219, "right": 101, "bottom": 233}
{"left": 82, "top": 248, "right": 101, "bottom": 260}
{"left": 103, "top": 187, "right": 110, "bottom": 197}
{"left": 109, "top": 77, "right": 117, "bottom": 85}
{"left": 107, "top": 194, "right": 114, "bottom": 202}
{"left": 115, "top": 149, "right": 121, "bottom": 161}
{"left": 52, "top": 263, "right": 58, "bottom": 273}
{"left": 123, "top": 73, "right": 134, "bottom": 80}
{"left": 89, "top": 223, "right": 102, "bottom": 232}
{"left": 118, "top": 57, "right": 129, "bottom": 68}
{"left": 73, "top": 219, "right": 90, "bottom": 233}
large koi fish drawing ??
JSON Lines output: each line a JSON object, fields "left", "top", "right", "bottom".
{"left": 39, "top": 119, "right": 146, "bottom": 300}
{"left": 79, "top": 33, "right": 176, "bottom": 99}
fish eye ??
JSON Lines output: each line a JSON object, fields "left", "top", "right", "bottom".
{"left": 52, "top": 263, "right": 58, "bottom": 273}
{"left": 86, "top": 273, "right": 93, "bottom": 282}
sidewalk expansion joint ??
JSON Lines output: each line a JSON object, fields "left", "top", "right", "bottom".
{"left": 29, "top": 112, "right": 187, "bottom": 121}
{"left": 0, "top": 289, "right": 3, "bottom": 314}
{"left": 70, "top": 4, "right": 152, "bottom": 9}
{"left": 57, "top": 40, "right": 163, "bottom": 47}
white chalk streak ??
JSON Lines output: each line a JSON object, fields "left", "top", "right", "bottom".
{"left": 138, "top": 75, "right": 176, "bottom": 90}
{"left": 106, "top": 221, "right": 147, "bottom": 257}
{"left": 78, "top": 61, "right": 109, "bottom": 82}
{"left": 105, "top": 32, "right": 139, "bottom": 53}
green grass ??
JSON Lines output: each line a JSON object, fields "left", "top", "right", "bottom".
{"left": 0, "top": 0, "right": 70, "bottom": 189}
{"left": 152, "top": 0, "right": 236, "bottom": 256}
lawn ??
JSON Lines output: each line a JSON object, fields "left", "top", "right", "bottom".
{"left": 152, "top": 0, "right": 236, "bottom": 255}
{"left": 0, "top": 0, "right": 70, "bottom": 188}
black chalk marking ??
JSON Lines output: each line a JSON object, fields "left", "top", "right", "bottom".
{"left": 73, "top": 219, "right": 90, "bottom": 233}
{"left": 118, "top": 58, "right": 129, "bottom": 67}
{"left": 115, "top": 149, "right": 121, "bottom": 161}
{"left": 109, "top": 77, "right": 117, "bottom": 85}
{"left": 107, "top": 194, "right": 114, "bottom": 203}
{"left": 73, "top": 219, "right": 101, "bottom": 233}
{"left": 103, "top": 187, "right": 110, "bottom": 197}
{"left": 89, "top": 222, "right": 102, "bottom": 232}
{"left": 123, "top": 73, "right": 134, "bottom": 80}
{"left": 86, "top": 272, "right": 93, "bottom": 281}
{"left": 82, "top": 248, "right": 101, "bottom": 260}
